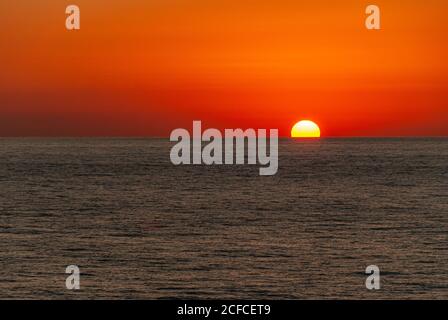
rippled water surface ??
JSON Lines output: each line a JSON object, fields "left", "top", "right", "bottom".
{"left": 0, "top": 138, "right": 447, "bottom": 299}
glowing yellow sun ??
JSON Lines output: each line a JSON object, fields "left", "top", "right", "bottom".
{"left": 291, "top": 120, "right": 321, "bottom": 138}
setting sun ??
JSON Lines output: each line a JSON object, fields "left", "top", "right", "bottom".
{"left": 291, "top": 120, "right": 321, "bottom": 138}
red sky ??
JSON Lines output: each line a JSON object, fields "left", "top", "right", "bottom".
{"left": 0, "top": 0, "right": 447, "bottom": 137}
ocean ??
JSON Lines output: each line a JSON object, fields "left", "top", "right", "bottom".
{"left": 0, "top": 138, "right": 447, "bottom": 299}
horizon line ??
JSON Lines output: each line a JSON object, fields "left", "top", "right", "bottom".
{"left": 0, "top": 136, "right": 447, "bottom": 139}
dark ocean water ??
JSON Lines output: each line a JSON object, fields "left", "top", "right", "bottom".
{"left": 0, "top": 138, "right": 447, "bottom": 299}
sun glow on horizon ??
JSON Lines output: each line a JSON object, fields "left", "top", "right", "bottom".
{"left": 291, "top": 120, "right": 321, "bottom": 138}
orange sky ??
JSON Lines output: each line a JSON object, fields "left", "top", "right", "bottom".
{"left": 0, "top": 0, "right": 447, "bottom": 137}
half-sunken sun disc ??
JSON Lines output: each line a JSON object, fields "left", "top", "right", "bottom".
{"left": 291, "top": 120, "right": 321, "bottom": 138}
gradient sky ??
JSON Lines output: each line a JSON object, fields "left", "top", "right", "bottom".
{"left": 0, "top": 0, "right": 447, "bottom": 137}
